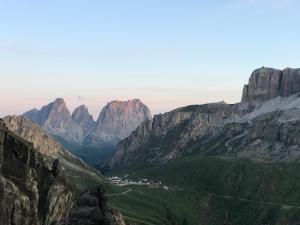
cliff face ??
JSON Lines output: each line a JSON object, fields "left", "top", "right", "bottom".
{"left": 242, "top": 67, "right": 300, "bottom": 103}
{"left": 71, "top": 105, "right": 95, "bottom": 133}
{"left": 65, "top": 187, "right": 126, "bottom": 225}
{"left": 3, "top": 115, "right": 103, "bottom": 189}
{"left": 0, "top": 119, "right": 75, "bottom": 225}
{"left": 107, "top": 103, "right": 236, "bottom": 168}
{"left": 0, "top": 119, "right": 125, "bottom": 225}
{"left": 88, "top": 99, "right": 152, "bottom": 146}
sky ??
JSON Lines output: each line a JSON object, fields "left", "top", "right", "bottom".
{"left": 0, "top": 0, "right": 300, "bottom": 119}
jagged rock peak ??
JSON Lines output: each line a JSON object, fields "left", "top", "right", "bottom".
{"left": 24, "top": 98, "right": 84, "bottom": 144}
{"left": 72, "top": 104, "right": 93, "bottom": 120}
{"left": 72, "top": 105, "right": 95, "bottom": 132}
{"left": 242, "top": 67, "right": 300, "bottom": 103}
{"left": 89, "top": 99, "right": 152, "bottom": 145}
{"left": 99, "top": 99, "right": 151, "bottom": 118}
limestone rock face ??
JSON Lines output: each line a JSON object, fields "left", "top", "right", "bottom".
{"left": 71, "top": 105, "right": 95, "bottom": 133}
{"left": 281, "top": 68, "right": 300, "bottom": 96}
{"left": 241, "top": 67, "right": 283, "bottom": 102}
{"left": 24, "top": 98, "right": 83, "bottom": 144}
{"left": 242, "top": 67, "right": 300, "bottom": 103}
{"left": 85, "top": 99, "right": 152, "bottom": 146}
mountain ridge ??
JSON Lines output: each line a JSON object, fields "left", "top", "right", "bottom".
{"left": 103, "top": 67, "right": 300, "bottom": 170}
{"left": 23, "top": 98, "right": 152, "bottom": 164}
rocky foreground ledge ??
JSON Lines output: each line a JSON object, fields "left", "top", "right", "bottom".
{"left": 0, "top": 119, "right": 125, "bottom": 225}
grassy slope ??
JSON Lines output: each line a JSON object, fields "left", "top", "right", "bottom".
{"left": 105, "top": 156, "right": 300, "bottom": 225}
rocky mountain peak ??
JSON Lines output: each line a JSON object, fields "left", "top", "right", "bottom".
{"left": 242, "top": 67, "right": 300, "bottom": 104}
{"left": 90, "top": 99, "right": 152, "bottom": 145}
{"left": 23, "top": 98, "right": 152, "bottom": 149}
{"left": 72, "top": 105, "right": 95, "bottom": 132}
{"left": 24, "top": 98, "right": 83, "bottom": 144}
{"left": 50, "top": 98, "right": 67, "bottom": 111}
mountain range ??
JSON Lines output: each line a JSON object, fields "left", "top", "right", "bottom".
{"left": 3, "top": 66, "right": 300, "bottom": 224}
{"left": 24, "top": 98, "right": 151, "bottom": 164}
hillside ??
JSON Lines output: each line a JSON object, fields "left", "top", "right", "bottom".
{"left": 100, "top": 67, "right": 300, "bottom": 225}
{"left": 0, "top": 118, "right": 125, "bottom": 225}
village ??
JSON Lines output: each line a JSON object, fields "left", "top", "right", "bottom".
{"left": 107, "top": 175, "right": 170, "bottom": 190}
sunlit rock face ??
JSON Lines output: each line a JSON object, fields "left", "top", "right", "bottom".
{"left": 86, "top": 99, "right": 152, "bottom": 146}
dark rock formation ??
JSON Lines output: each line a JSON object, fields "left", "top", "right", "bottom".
{"left": 3, "top": 115, "right": 103, "bottom": 189}
{"left": 0, "top": 118, "right": 125, "bottom": 225}
{"left": 0, "top": 119, "right": 76, "bottom": 225}
{"left": 65, "top": 187, "right": 125, "bottom": 225}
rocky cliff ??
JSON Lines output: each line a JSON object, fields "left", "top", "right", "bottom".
{"left": 242, "top": 67, "right": 300, "bottom": 103}
{"left": 0, "top": 119, "right": 75, "bottom": 225}
{"left": 0, "top": 118, "right": 125, "bottom": 225}
{"left": 87, "top": 99, "right": 152, "bottom": 146}
{"left": 3, "top": 115, "right": 103, "bottom": 189}
{"left": 71, "top": 104, "right": 95, "bottom": 133}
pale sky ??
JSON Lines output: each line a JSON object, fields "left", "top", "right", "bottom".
{"left": 1, "top": 0, "right": 300, "bottom": 119}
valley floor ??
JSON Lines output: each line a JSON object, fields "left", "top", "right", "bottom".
{"left": 104, "top": 156, "right": 300, "bottom": 225}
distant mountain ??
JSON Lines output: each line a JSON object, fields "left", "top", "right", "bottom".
{"left": 23, "top": 98, "right": 151, "bottom": 164}
{"left": 0, "top": 118, "right": 125, "bottom": 225}
{"left": 102, "top": 67, "right": 300, "bottom": 169}
{"left": 24, "top": 98, "right": 84, "bottom": 144}
{"left": 85, "top": 99, "right": 152, "bottom": 146}
{"left": 71, "top": 104, "right": 95, "bottom": 133}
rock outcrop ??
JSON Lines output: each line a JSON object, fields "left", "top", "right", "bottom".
{"left": 242, "top": 67, "right": 300, "bottom": 103}
{"left": 65, "top": 187, "right": 126, "bottom": 225}
{"left": 3, "top": 115, "right": 103, "bottom": 189}
{"left": 0, "top": 119, "right": 75, "bottom": 225}
{"left": 0, "top": 118, "right": 125, "bottom": 225}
